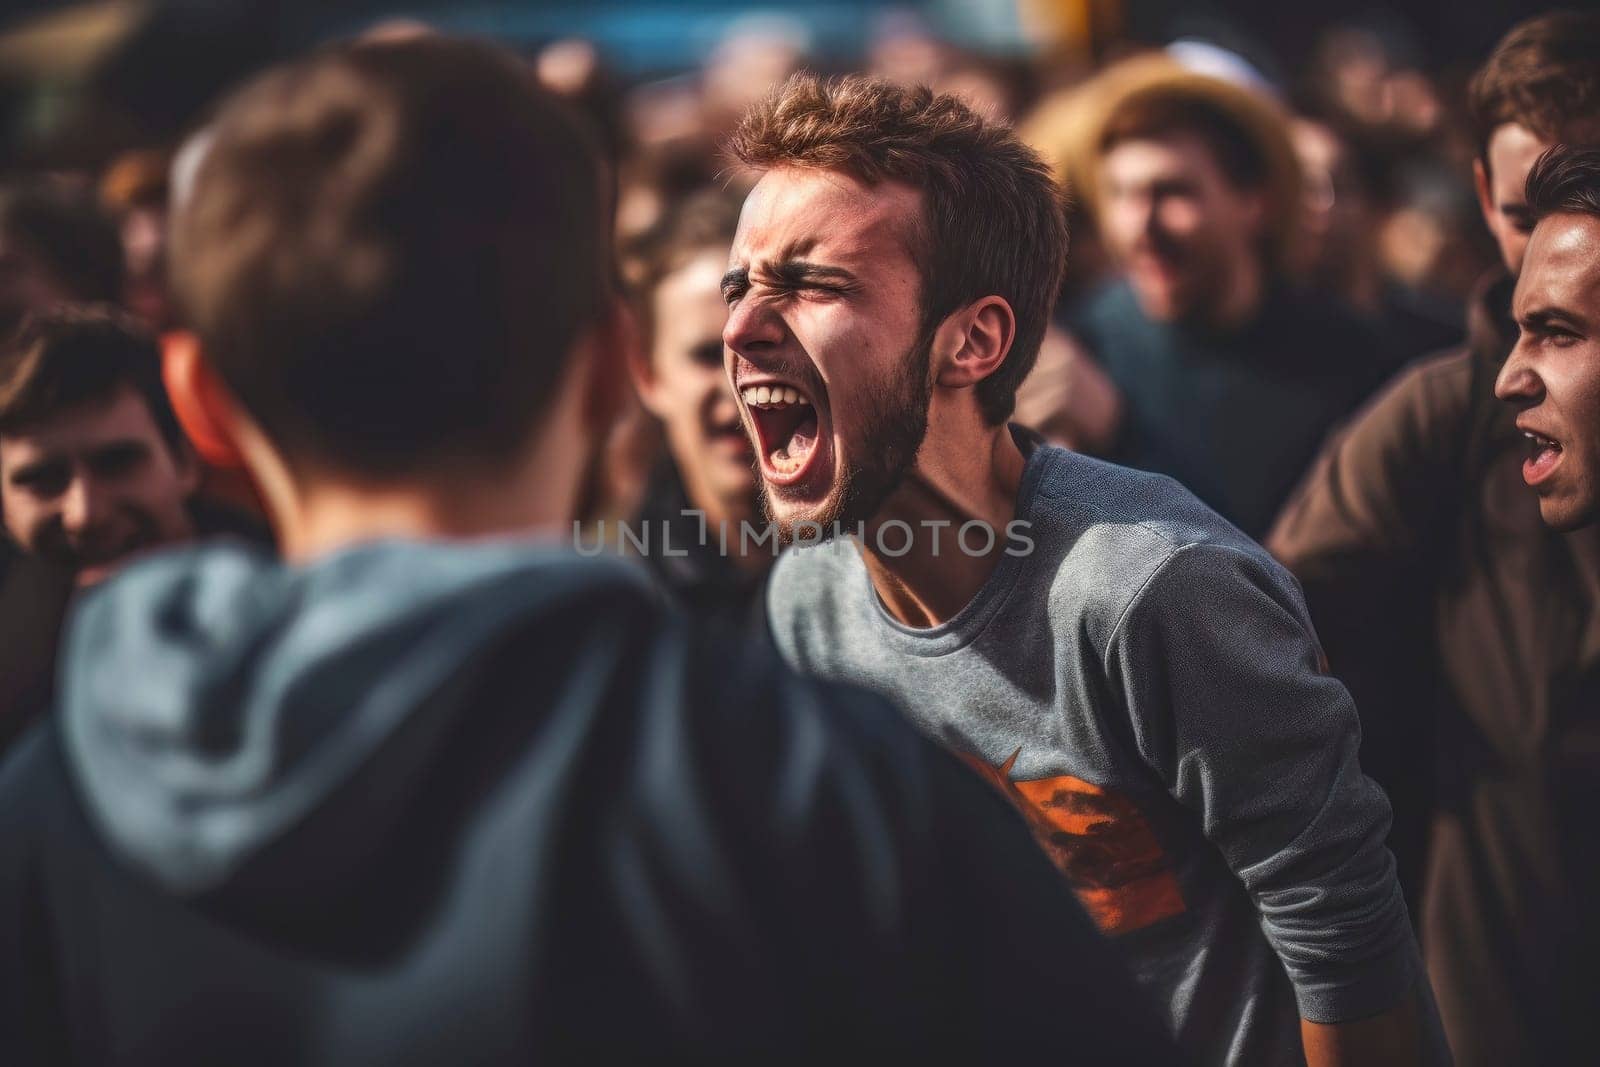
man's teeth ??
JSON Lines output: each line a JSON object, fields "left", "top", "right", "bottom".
{"left": 1524, "top": 430, "right": 1562, "bottom": 458}
{"left": 742, "top": 385, "right": 810, "bottom": 408}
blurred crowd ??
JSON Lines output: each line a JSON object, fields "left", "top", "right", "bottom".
{"left": 0, "top": 3, "right": 1597, "bottom": 1065}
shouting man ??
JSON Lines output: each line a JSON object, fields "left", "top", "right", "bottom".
{"left": 1267, "top": 15, "right": 1600, "bottom": 1063}
{"left": 1497, "top": 146, "right": 1600, "bottom": 532}
{"left": 728, "top": 74, "right": 1447, "bottom": 1066}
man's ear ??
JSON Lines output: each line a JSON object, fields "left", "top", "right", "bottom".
{"left": 581, "top": 299, "right": 640, "bottom": 434}
{"left": 1473, "top": 157, "right": 1496, "bottom": 234}
{"left": 161, "top": 331, "right": 246, "bottom": 470}
{"left": 933, "top": 296, "right": 1016, "bottom": 391}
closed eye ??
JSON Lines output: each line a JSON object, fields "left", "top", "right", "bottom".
{"left": 88, "top": 441, "right": 151, "bottom": 479}
{"left": 721, "top": 267, "right": 749, "bottom": 306}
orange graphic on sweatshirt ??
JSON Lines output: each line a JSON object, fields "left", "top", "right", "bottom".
{"left": 964, "top": 749, "right": 1185, "bottom": 936}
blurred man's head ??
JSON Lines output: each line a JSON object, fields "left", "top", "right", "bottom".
{"left": 0, "top": 308, "right": 197, "bottom": 585}
{"left": 723, "top": 74, "right": 1066, "bottom": 540}
{"left": 0, "top": 183, "right": 124, "bottom": 340}
{"left": 1093, "top": 76, "right": 1298, "bottom": 326}
{"left": 1496, "top": 146, "right": 1600, "bottom": 531}
{"left": 167, "top": 37, "right": 618, "bottom": 544}
{"left": 1469, "top": 11, "right": 1600, "bottom": 276}
{"left": 629, "top": 189, "right": 756, "bottom": 523}
{"left": 1290, "top": 118, "right": 1376, "bottom": 300}
{"left": 100, "top": 150, "right": 175, "bottom": 331}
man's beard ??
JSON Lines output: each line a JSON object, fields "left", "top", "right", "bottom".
{"left": 762, "top": 330, "right": 934, "bottom": 545}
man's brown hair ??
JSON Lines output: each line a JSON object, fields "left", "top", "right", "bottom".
{"left": 0, "top": 306, "right": 183, "bottom": 451}
{"left": 169, "top": 36, "right": 612, "bottom": 478}
{"left": 727, "top": 74, "right": 1067, "bottom": 426}
{"left": 1526, "top": 144, "right": 1600, "bottom": 225}
{"left": 1469, "top": 11, "right": 1600, "bottom": 168}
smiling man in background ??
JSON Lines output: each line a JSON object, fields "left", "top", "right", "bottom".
{"left": 626, "top": 188, "right": 771, "bottom": 628}
{"left": 0, "top": 309, "right": 200, "bottom": 588}
{"left": 1020, "top": 66, "right": 1395, "bottom": 539}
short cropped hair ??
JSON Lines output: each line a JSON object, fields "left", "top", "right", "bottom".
{"left": 1469, "top": 12, "right": 1600, "bottom": 168}
{"left": 169, "top": 36, "right": 612, "bottom": 478}
{"left": 1525, "top": 144, "right": 1600, "bottom": 225}
{"left": 727, "top": 74, "right": 1067, "bottom": 426}
{"left": 0, "top": 306, "right": 183, "bottom": 450}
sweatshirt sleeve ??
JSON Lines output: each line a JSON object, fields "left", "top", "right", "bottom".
{"left": 1104, "top": 541, "right": 1423, "bottom": 1025}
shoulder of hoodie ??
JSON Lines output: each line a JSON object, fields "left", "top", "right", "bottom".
{"left": 0, "top": 550, "right": 955, "bottom": 883}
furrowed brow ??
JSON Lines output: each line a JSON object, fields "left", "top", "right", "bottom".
{"left": 1518, "top": 307, "right": 1578, "bottom": 332}
{"left": 765, "top": 259, "right": 859, "bottom": 287}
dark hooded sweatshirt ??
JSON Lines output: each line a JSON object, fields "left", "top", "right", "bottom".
{"left": 0, "top": 539, "right": 1179, "bottom": 1066}
{"left": 1268, "top": 272, "right": 1600, "bottom": 1066}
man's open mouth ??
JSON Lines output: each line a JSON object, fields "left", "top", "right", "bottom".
{"left": 740, "top": 380, "right": 821, "bottom": 485}
{"left": 1523, "top": 428, "right": 1563, "bottom": 486}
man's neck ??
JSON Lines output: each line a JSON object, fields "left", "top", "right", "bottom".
{"left": 1200, "top": 255, "right": 1266, "bottom": 332}
{"left": 252, "top": 437, "right": 584, "bottom": 567}
{"left": 277, "top": 479, "right": 571, "bottom": 564}
{"left": 854, "top": 418, "right": 1027, "bottom": 628}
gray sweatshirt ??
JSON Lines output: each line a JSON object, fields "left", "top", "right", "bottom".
{"left": 767, "top": 438, "right": 1448, "bottom": 1067}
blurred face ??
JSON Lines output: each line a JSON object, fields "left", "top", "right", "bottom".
{"left": 1099, "top": 131, "right": 1265, "bottom": 323}
{"left": 1291, "top": 118, "right": 1369, "bottom": 282}
{"left": 1476, "top": 123, "right": 1550, "bottom": 275}
{"left": 1, "top": 386, "right": 197, "bottom": 585}
{"left": 1496, "top": 212, "right": 1600, "bottom": 530}
{"left": 637, "top": 250, "right": 756, "bottom": 518}
{"left": 121, "top": 205, "right": 172, "bottom": 330}
{"left": 723, "top": 167, "right": 932, "bottom": 541}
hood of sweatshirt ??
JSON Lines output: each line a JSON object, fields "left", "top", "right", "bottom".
{"left": 57, "top": 537, "right": 653, "bottom": 897}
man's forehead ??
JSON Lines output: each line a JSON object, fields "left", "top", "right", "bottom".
{"left": 1488, "top": 125, "right": 1551, "bottom": 199}
{"left": 1518, "top": 213, "right": 1600, "bottom": 309}
{"left": 1103, "top": 131, "right": 1219, "bottom": 179}
{"left": 1, "top": 388, "right": 164, "bottom": 459}
{"left": 730, "top": 167, "right": 922, "bottom": 264}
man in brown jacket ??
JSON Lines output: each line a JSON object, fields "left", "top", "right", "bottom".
{"left": 1267, "top": 14, "right": 1600, "bottom": 1065}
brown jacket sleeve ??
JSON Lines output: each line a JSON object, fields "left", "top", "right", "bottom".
{"left": 1267, "top": 350, "right": 1474, "bottom": 584}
